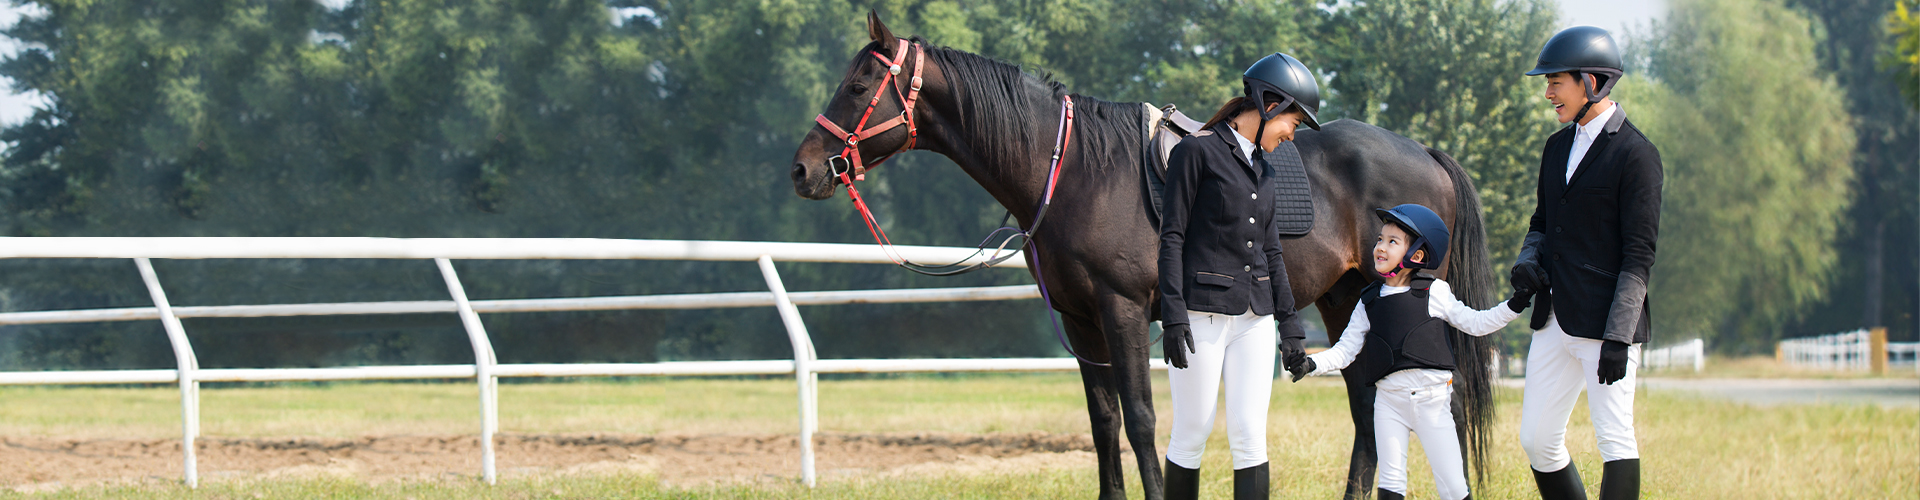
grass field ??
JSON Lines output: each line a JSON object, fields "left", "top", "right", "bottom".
{"left": 1, "top": 372, "right": 1914, "bottom": 498}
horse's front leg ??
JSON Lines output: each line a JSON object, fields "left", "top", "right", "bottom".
{"left": 1069, "top": 314, "right": 1128, "bottom": 500}
{"left": 1094, "top": 290, "right": 1163, "bottom": 500}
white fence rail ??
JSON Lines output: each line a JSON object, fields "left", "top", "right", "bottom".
{"left": 1641, "top": 338, "right": 1706, "bottom": 372}
{"left": 0, "top": 237, "right": 1167, "bottom": 488}
{"left": 1777, "top": 329, "right": 1916, "bottom": 374}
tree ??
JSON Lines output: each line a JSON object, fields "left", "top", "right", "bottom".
{"left": 1625, "top": 0, "right": 1858, "bottom": 352}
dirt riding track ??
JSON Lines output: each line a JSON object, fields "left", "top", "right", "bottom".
{"left": 1, "top": 432, "right": 1097, "bottom": 489}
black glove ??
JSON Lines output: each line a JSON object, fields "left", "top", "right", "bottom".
{"left": 1507, "top": 287, "right": 1535, "bottom": 313}
{"left": 1279, "top": 336, "right": 1306, "bottom": 373}
{"left": 1164, "top": 323, "right": 1195, "bottom": 369}
{"left": 1288, "top": 358, "right": 1316, "bottom": 383}
{"left": 1597, "top": 340, "right": 1630, "bottom": 385}
{"left": 1511, "top": 261, "right": 1550, "bottom": 295}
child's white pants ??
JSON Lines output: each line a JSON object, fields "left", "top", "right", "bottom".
{"left": 1374, "top": 382, "right": 1470, "bottom": 500}
{"left": 1165, "top": 310, "right": 1274, "bottom": 470}
{"left": 1518, "top": 314, "right": 1641, "bottom": 472}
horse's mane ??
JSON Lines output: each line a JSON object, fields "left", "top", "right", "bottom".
{"left": 911, "top": 39, "right": 1144, "bottom": 178}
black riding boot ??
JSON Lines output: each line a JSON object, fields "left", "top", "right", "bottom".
{"left": 1164, "top": 459, "right": 1199, "bottom": 500}
{"left": 1376, "top": 488, "right": 1406, "bottom": 500}
{"left": 1599, "top": 459, "right": 1640, "bottom": 500}
{"left": 1532, "top": 463, "right": 1588, "bottom": 500}
{"left": 1233, "top": 462, "right": 1269, "bottom": 500}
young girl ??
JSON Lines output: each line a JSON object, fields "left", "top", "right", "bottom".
{"left": 1287, "top": 204, "right": 1535, "bottom": 500}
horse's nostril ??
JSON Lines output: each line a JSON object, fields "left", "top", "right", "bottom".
{"left": 790, "top": 163, "right": 809, "bottom": 184}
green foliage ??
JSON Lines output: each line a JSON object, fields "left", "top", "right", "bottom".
{"left": 1625, "top": 0, "right": 1857, "bottom": 351}
{"left": 1886, "top": 0, "right": 1920, "bottom": 108}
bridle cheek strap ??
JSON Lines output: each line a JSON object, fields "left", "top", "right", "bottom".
{"left": 814, "top": 39, "right": 923, "bottom": 183}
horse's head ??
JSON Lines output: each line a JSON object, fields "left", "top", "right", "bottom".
{"left": 789, "top": 12, "right": 925, "bottom": 200}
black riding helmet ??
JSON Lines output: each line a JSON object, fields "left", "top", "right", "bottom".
{"left": 1243, "top": 53, "right": 1322, "bottom": 131}
{"left": 1375, "top": 204, "right": 1450, "bottom": 272}
{"left": 1525, "top": 26, "right": 1623, "bottom": 123}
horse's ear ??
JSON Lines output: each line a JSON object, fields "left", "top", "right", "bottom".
{"left": 867, "top": 10, "right": 896, "bottom": 43}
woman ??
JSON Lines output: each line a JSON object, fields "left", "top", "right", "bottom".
{"left": 1156, "top": 52, "right": 1318, "bottom": 500}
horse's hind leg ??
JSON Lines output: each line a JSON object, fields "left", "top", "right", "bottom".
{"left": 1095, "top": 291, "right": 1163, "bottom": 500}
{"left": 1070, "top": 316, "right": 1128, "bottom": 500}
{"left": 1340, "top": 370, "right": 1380, "bottom": 500}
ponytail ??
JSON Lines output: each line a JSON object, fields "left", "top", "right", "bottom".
{"left": 1202, "top": 96, "right": 1259, "bottom": 131}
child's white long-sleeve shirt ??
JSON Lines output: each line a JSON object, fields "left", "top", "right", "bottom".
{"left": 1306, "top": 279, "right": 1520, "bottom": 391}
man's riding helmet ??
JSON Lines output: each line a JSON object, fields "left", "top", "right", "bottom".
{"left": 1375, "top": 204, "right": 1450, "bottom": 273}
{"left": 1243, "top": 53, "right": 1322, "bottom": 131}
{"left": 1525, "top": 26, "right": 1623, "bottom": 123}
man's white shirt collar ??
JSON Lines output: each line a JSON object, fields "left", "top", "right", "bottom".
{"left": 1567, "top": 103, "right": 1618, "bottom": 182}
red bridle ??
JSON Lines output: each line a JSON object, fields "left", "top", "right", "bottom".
{"left": 813, "top": 38, "right": 924, "bottom": 183}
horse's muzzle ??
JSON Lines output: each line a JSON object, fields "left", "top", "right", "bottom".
{"left": 791, "top": 161, "right": 837, "bottom": 200}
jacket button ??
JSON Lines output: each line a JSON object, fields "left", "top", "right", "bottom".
{"left": 1554, "top": 253, "right": 1563, "bottom": 260}
{"left": 1244, "top": 265, "right": 1252, "bottom": 272}
{"left": 1555, "top": 226, "right": 1563, "bottom": 233}
{"left": 1251, "top": 193, "right": 1258, "bottom": 200}
{"left": 1560, "top": 199, "right": 1568, "bottom": 206}
{"left": 1247, "top": 241, "right": 1254, "bottom": 248}
{"left": 1249, "top": 217, "right": 1256, "bottom": 224}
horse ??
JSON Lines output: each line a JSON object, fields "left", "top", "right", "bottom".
{"left": 787, "top": 13, "right": 1497, "bottom": 500}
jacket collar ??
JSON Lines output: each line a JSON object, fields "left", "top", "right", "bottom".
{"left": 1208, "top": 121, "right": 1259, "bottom": 175}
{"left": 1564, "top": 105, "right": 1628, "bottom": 192}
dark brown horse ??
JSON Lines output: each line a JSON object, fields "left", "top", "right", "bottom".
{"left": 789, "top": 13, "right": 1496, "bottom": 500}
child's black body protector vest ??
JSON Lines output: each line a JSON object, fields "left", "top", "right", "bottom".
{"left": 1349, "top": 274, "right": 1458, "bottom": 387}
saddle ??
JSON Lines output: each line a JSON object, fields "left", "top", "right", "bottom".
{"left": 1139, "top": 104, "right": 1315, "bottom": 238}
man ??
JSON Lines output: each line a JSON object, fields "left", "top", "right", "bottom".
{"left": 1509, "top": 26, "right": 1662, "bottom": 500}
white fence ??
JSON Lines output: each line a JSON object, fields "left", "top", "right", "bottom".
{"left": 1779, "top": 330, "right": 1873, "bottom": 371}
{"left": 0, "top": 237, "right": 1167, "bottom": 488}
{"left": 1777, "top": 329, "right": 1917, "bottom": 374}
{"left": 1641, "top": 338, "right": 1706, "bottom": 372}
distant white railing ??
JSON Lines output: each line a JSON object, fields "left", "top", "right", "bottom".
{"left": 1641, "top": 338, "right": 1706, "bottom": 372}
{"left": 0, "top": 237, "right": 1166, "bottom": 488}
{"left": 1777, "top": 328, "right": 1913, "bottom": 374}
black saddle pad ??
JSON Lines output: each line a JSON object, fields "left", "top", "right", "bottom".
{"left": 1141, "top": 104, "right": 1314, "bottom": 238}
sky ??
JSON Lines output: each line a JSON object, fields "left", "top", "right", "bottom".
{"left": 0, "top": 0, "right": 1667, "bottom": 129}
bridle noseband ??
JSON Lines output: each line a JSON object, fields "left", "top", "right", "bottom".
{"left": 813, "top": 38, "right": 924, "bottom": 183}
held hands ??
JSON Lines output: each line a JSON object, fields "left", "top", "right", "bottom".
{"left": 1507, "top": 286, "right": 1535, "bottom": 313}
{"left": 1597, "top": 340, "right": 1630, "bottom": 385}
{"left": 1279, "top": 337, "right": 1306, "bottom": 375}
{"left": 1511, "top": 261, "right": 1550, "bottom": 296}
{"left": 1288, "top": 357, "right": 1316, "bottom": 383}
{"left": 1164, "top": 323, "right": 1195, "bottom": 369}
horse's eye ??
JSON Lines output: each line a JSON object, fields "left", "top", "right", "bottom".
{"left": 849, "top": 83, "right": 869, "bottom": 96}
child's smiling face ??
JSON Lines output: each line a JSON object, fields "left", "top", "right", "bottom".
{"left": 1374, "top": 223, "right": 1425, "bottom": 276}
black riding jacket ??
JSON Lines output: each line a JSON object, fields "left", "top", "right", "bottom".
{"left": 1157, "top": 121, "right": 1304, "bottom": 340}
{"left": 1525, "top": 107, "right": 1663, "bottom": 344}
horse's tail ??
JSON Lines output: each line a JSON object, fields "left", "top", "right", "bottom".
{"left": 1428, "top": 146, "right": 1496, "bottom": 486}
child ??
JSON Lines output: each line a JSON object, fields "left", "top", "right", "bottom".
{"left": 1287, "top": 204, "right": 1535, "bottom": 500}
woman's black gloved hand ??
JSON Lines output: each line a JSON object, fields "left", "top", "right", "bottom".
{"left": 1164, "top": 323, "right": 1195, "bottom": 369}
{"left": 1597, "top": 340, "right": 1630, "bottom": 385}
{"left": 1507, "top": 287, "right": 1536, "bottom": 313}
{"left": 1279, "top": 336, "right": 1306, "bottom": 373}
{"left": 1288, "top": 358, "right": 1316, "bottom": 383}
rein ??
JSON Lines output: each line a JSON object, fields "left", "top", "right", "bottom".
{"left": 814, "top": 40, "right": 1104, "bottom": 366}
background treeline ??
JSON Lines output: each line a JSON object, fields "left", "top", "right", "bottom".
{"left": 0, "top": 0, "right": 1910, "bottom": 370}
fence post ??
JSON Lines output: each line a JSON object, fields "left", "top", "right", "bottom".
{"left": 435, "top": 258, "right": 499, "bottom": 485}
{"left": 757, "top": 255, "right": 817, "bottom": 488}
{"left": 134, "top": 258, "right": 200, "bottom": 488}
{"left": 1692, "top": 338, "right": 1704, "bottom": 372}
{"left": 1870, "top": 327, "right": 1888, "bottom": 375}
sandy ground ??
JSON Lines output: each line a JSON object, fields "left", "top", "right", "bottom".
{"left": 0, "top": 432, "right": 1103, "bottom": 491}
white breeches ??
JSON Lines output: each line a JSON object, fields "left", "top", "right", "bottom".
{"left": 1519, "top": 314, "right": 1641, "bottom": 472}
{"left": 1165, "top": 310, "right": 1275, "bottom": 470}
{"left": 1374, "top": 381, "right": 1470, "bottom": 500}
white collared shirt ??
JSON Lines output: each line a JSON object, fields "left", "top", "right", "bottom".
{"left": 1228, "top": 123, "right": 1258, "bottom": 165}
{"left": 1566, "top": 102, "right": 1618, "bottom": 183}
